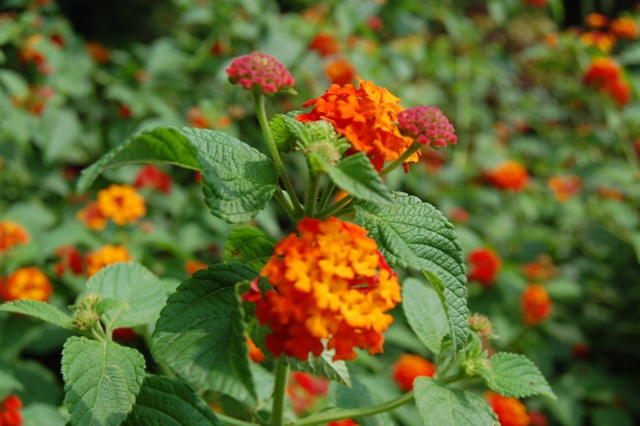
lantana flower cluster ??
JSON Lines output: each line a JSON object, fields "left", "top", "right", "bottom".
{"left": 392, "top": 354, "right": 436, "bottom": 392}
{"left": 247, "top": 217, "right": 401, "bottom": 361}
{"left": 0, "top": 221, "right": 30, "bottom": 252}
{"left": 76, "top": 184, "right": 146, "bottom": 230}
{"left": 226, "top": 51, "right": 295, "bottom": 95}
{"left": 485, "top": 391, "right": 530, "bottom": 426}
{"left": 583, "top": 56, "right": 631, "bottom": 106}
{"left": 485, "top": 160, "right": 530, "bottom": 191}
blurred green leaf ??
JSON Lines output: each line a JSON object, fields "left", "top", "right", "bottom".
{"left": 0, "top": 300, "right": 74, "bottom": 330}
{"left": 224, "top": 226, "right": 276, "bottom": 270}
{"left": 402, "top": 278, "right": 448, "bottom": 355}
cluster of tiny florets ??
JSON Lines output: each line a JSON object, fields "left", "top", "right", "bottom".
{"left": 226, "top": 52, "right": 295, "bottom": 95}
{"left": 397, "top": 106, "right": 457, "bottom": 148}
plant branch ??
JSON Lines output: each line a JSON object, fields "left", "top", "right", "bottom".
{"left": 271, "top": 356, "right": 290, "bottom": 426}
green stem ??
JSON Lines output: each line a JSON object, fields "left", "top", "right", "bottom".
{"left": 216, "top": 413, "right": 258, "bottom": 426}
{"left": 304, "top": 172, "right": 321, "bottom": 217}
{"left": 271, "top": 356, "right": 290, "bottom": 426}
{"left": 316, "top": 195, "right": 352, "bottom": 220}
{"left": 439, "top": 372, "right": 467, "bottom": 385}
{"left": 273, "top": 189, "right": 297, "bottom": 220}
{"left": 316, "top": 180, "right": 336, "bottom": 211}
{"left": 379, "top": 143, "right": 422, "bottom": 177}
{"left": 253, "top": 92, "right": 304, "bottom": 217}
{"left": 291, "top": 391, "right": 415, "bottom": 426}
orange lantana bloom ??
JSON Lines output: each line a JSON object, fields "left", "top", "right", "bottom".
{"left": 297, "top": 79, "right": 416, "bottom": 171}
{"left": 610, "top": 17, "right": 638, "bottom": 39}
{"left": 486, "top": 161, "right": 529, "bottom": 191}
{"left": 1, "top": 267, "right": 52, "bottom": 302}
{"left": 585, "top": 13, "right": 609, "bottom": 28}
{"left": 580, "top": 31, "right": 616, "bottom": 52}
{"left": 250, "top": 217, "right": 401, "bottom": 361}
{"left": 85, "top": 245, "right": 132, "bottom": 277}
{"left": 97, "top": 184, "right": 146, "bottom": 226}
{"left": 0, "top": 394, "right": 23, "bottom": 426}
{"left": 392, "top": 354, "right": 436, "bottom": 392}
{"left": 522, "top": 284, "right": 552, "bottom": 325}
{"left": 547, "top": 175, "right": 581, "bottom": 202}
{"left": 0, "top": 221, "right": 30, "bottom": 252}
{"left": 246, "top": 337, "right": 266, "bottom": 363}
{"left": 486, "top": 391, "right": 530, "bottom": 426}
{"left": 76, "top": 201, "right": 108, "bottom": 230}
{"left": 325, "top": 58, "right": 355, "bottom": 86}
{"left": 467, "top": 247, "right": 502, "bottom": 286}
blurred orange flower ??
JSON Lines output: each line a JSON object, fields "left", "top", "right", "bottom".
{"left": 329, "top": 421, "right": 359, "bottom": 426}
{"left": 187, "top": 106, "right": 209, "bottom": 129}
{"left": 97, "top": 184, "right": 146, "bottom": 226}
{"left": 522, "top": 254, "right": 557, "bottom": 282}
{"left": 85, "top": 245, "right": 132, "bottom": 277}
{"left": 585, "top": 13, "right": 609, "bottom": 28}
{"left": 246, "top": 337, "right": 266, "bottom": 363}
{"left": 85, "top": 41, "right": 110, "bottom": 63}
{"left": 392, "top": 354, "right": 436, "bottom": 392}
{"left": 297, "top": 78, "right": 415, "bottom": 171}
{"left": 309, "top": 32, "right": 341, "bottom": 57}
{"left": 522, "top": 284, "right": 552, "bottom": 325}
{"left": 583, "top": 56, "right": 631, "bottom": 106}
{"left": 184, "top": 259, "right": 207, "bottom": 276}
{"left": 248, "top": 217, "right": 401, "bottom": 361}
{"left": 325, "top": 58, "right": 355, "bottom": 86}
{"left": 580, "top": 31, "right": 616, "bottom": 52}
{"left": 0, "top": 221, "right": 29, "bottom": 252}
{"left": 54, "top": 245, "right": 84, "bottom": 277}
{"left": 486, "top": 161, "right": 529, "bottom": 191}
{"left": 1, "top": 267, "right": 52, "bottom": 302}
{"left": 134, "top": 165, "right": 172, "bottom": 194}
{"left": 467, "top": 247, "right": 502, "bottom": 286}
{"left": 0, "top": 394, "right": 23, "bottom": 426}
{"left": 486, "top": 391, "right": 530, "bottom": 426}
{"left": 287, "top": 372, "right": 330, "bottom": 415}
{"left": 610, "top": 17, "right": 638, "bottom": 39}
{"left": 547, "top": 175, "right": 581, "bottom": 202}
{"left": 76, "top": 201, "right": 108, "bottom": 230}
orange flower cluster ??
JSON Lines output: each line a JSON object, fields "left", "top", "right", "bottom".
{"left": 297, "top": 79, "right": 416, "bottom": 171}
{"left": 522, "top": 254, "right": 557, "bottom": 282}
{"left": 610, "top": 17, "right": 638, "bottom": 39}
{"left": 309, "top": 32, "right": 341, "bottom": 57}
{"left": 134, "top": 165, "right": 172, "bottom": 194}
{"left": 485, "top": 160, "right": 529, "bottom": 191}
{"left": 325, "top": 59, "right": 356, "bottom": 86}
{"left": 249, "top": 217, "right": 401, "bottom": 361}
{"left": 580, "top": 31, "right": 616, "bottom": 52}
{"left": 581, "top": 14, "right": 638, "bottom": 52}
{"left": 583, "top": 57, "right": 630, "bottom": 107}
{"left": 0, "top": 394, "right": 22, "bottom": 426}
{"left": 0, "top": 267, "right": 53, "bottom": 302}
{"left": 486, "top": 391, "right": 530, "bottom": 426}
{"left": 585, "top": 13, "right": 608, "bottom": 28}
{"left": 0, "top": 221, "right": 29, "bottom": 252}
{"left": 308, "top": 32, "right": 356, "bottom": 86}
{"left": 54, "top": 245, "right": 84, "bottom": 277}
{"left": 77, "top": 184, "right": 146, "bottom": 230}
{"left": 85, "top": 245, "right": 132, "bottom": 277}
{"left": 392, "top": 354, "right": 436, "bottom": 392}
{"left": 522, "top": 284, "right": 552, "bottom": 325}
{"left": 184, "top": 259, "right": 207, "bottom": 276}
{"left": 547, "top": 175, "right": 581, "bottom": 202}
{"left": 467, "top": 247, "right": 502, "bottom": 286}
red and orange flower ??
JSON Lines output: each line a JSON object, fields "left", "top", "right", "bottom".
{"left": 247, "top": 217, "right": 401, "bottom": 361}
{"left": 96, "top": 184, "right": 146, "bottom": 226}
{"left": 467, "top": 247, "right": 502, "bottom": 286}
{"left": 486, "top": 391, "right": 530, "bottom": 426}
{"left": 392, "top": 354, "right": 436, "bottom": 392}
{"left": 0, "top": 267, "right": 53, "bottom": 302}
{"left": 85, "top": 245, "right": 132, "bottom": 277}
{"left": 76, "top": 201, "right": 108, "bottom": 230}
{"left": 0, "top": 394, "right": 23, "bottom": 426}
{"left": 583, "top": 57, "right": 631, "bottom": 107}
{"left": 297, "top": 78, "right": 416, "bottom": 171}
{"left": 0, "top": 221, "right": 30, "bottom": 252}
{"left": 522, "top": 284, "right": 552, "bottom": 325}
{"left": 325, "top": 58, "right": 356, "bottom": 86}
{"left": 134, "top": 165, "right": 172, "bottom": 194}
{"left": 547, "top": 175, "right": 581, "bottom": 202}
{"left": 485, "top": 161, "right": 529, "bottom": 191}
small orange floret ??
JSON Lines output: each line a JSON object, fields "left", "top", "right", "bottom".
{"left": 246, "top": 337, "right": 266, "bottom": 363}
{"left": 184, "top": 259, "right": 207, "bottom": 276}
{"left": 392, "top": 354, "right": 436, "bottom": 392}
{"left": 0, "top": 221, "right": 30, "bottom": 252}
{"left": 309, "top": 32, "right": 341, "bottom": 57}
{"left": 76, "top": 201, "right": 108, "bottom": 230}
{"left": 297, "top": 78, "right": 416, "bottom": 171}
{"left": 583, "top": 57, "right": 631, "bottom": 107}
{"left": 580, "top": 31, "right": 616, "bottom": 52}
{"left": 585, "top": 13, "right": 609, "bottom": 28}
{"left": 522, "top": 284, "right": 552, "bottom": 325}
{"left": 187, "top": 106, "right": 210, "bottom": 129}
{"left": 485, "top": 161, "right": 529, "bottom": 191}
{"left": 547, "top": 175, "right": 581, "bottom": 202}
{"left": 1, "top": 267, "right": 52, "bottom": 302}
{"left": 97, "top": 184, "right": 146, "bottom": 226}
{"left": 610, "top": 17, "right": 638, "bottom": 39}
{"left": 251, "top": 217, "right": 401, "bottom": 361}
{"left": 85, "top": 245, "right": 132, "bottom": 277}
{"left": 486, "top": 391, "right": 531, "bottom": 426}
{"left": 325, "top": 58, "right": 355, "bottom": 86}
{"left": 467, "top": 247, "right": 502, "bottom": 286}
{"left": 522, "top": 254, "right": 557, "bottom": 282}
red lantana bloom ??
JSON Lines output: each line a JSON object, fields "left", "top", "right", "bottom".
{"left": 467, "top": 247, "right": 502, "bottom": 286}
{"left": 392, "top": 354, "right": 436, "bottom": 392}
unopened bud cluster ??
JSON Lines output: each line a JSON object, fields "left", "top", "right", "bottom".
{"left": 71, "top": 293, "right": 101, "bottom": 330}
{"left": 226, "top": 52, "right": 295, "bottom": 95}
{"left": 397, "top": 106, "right": 457, "bottom": 148}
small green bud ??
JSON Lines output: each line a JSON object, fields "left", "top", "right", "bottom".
{"left": 72, "top": 308, "right": 100, "bottom": 330}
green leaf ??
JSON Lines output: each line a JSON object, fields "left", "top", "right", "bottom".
{"left": 76, "top": 127, "right": 200, "bottom": 193}
{"left": 0, "top": 370, "right": 22, "bottom": 399}
{"left": 291, "top": 349, "right": 351, "bottom": 387}
{"left": 61, "top": 336, "right": 146, "bottom": 426}
{"left": 270, "top": 112, "right": 308, "bottom": 152}
{"left": 224, "top": 226, "right": 277, "bottom": 270}
{"left": 21, "top": 403, "right": 69, "bottom": 426}
{"left": 475, "top": 352, "right": 557, "bottom": 400}
{"left": 0, "top": 300, "right": 74, "bottom": 330}
{"left": 94, "top": 298, "right": 130, "bottom": 317}
{"left": 85, "top": 262, "right": 166, "bottom": 331}
{"left": 354, "top": 192, "right": 469, "bottom": 352}
{"left": 402, "top": 278, "right": 448, "bottom": 355}
{"left": 152, "top": 264, "right": 258, "bottom": 400}
{"left": 413, "top": 378, "right": 498, "bottom": 426}
{"left": 181, "top": 127, "right": 277, "bottom": 223}
{"left": 323, "top": 153, "right": 394, "bottom": 205}
{"left": 330, "top": 377, "right": 391, "bottom": 426}
{"left": 123, "top": 375, "right": 223, "bottom": 426}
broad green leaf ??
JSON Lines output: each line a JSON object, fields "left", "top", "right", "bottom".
{"left": 402, "top": 278, "right": 448, "bottom": 355}
{"left": 0, "top": 370, "right": 22, "bottom": 399}
{"left": 224, "top": 226, "right": 277, "bottom": 270}
{"left": 85, "top": 262, "right": 166, "bottom": 331}
{"left": 181, "top": 127, "right": 277, "bottom": 223}
{"left": 152, "top": 264, "right": 258, "bottom": 400}
{"left": 94, "top": 298, "right": 130, "bottom": 317}
{"left": 330, "top": 377, "right": 391, "bottom": 426}
{"left": 270, "top": 112, "right": 308, "bottom": 152}
{"left": 323, "top": 153, "right": 394, "bottom": 205}
{"left": 76, "top": 127, "right": 200, "bottom": 193}
{"left": 475, "top": 352, "right": 556, "bottom": 400}
{"left": 0, "top": 300, "right": 73, "bottom": 330}
{"left": 21, "top": 403, "right": 68, "bottom": 426}
{"left": 291, "top": 349, "right": 351, "bottom": 387}
{"left": 413, "top": 378, "right": 498, "bottom": 426}
{"left": 13, "top": 360, "right": 63, "bottom": 405}
{"left": 61, "top": 336, "right": 145, "bottom": 426}
{"left": 123, "top": 375, "right": 223, "bottom": 426}
{"left": 354, "top": 192, "right": 469, "bottom": 352}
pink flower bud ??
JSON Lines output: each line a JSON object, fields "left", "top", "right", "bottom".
{"left": 226, "top": 52, "right": 295, "bottom": 95}
{"left": 397, "top": 106, "right": 457, "bottom": 148}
